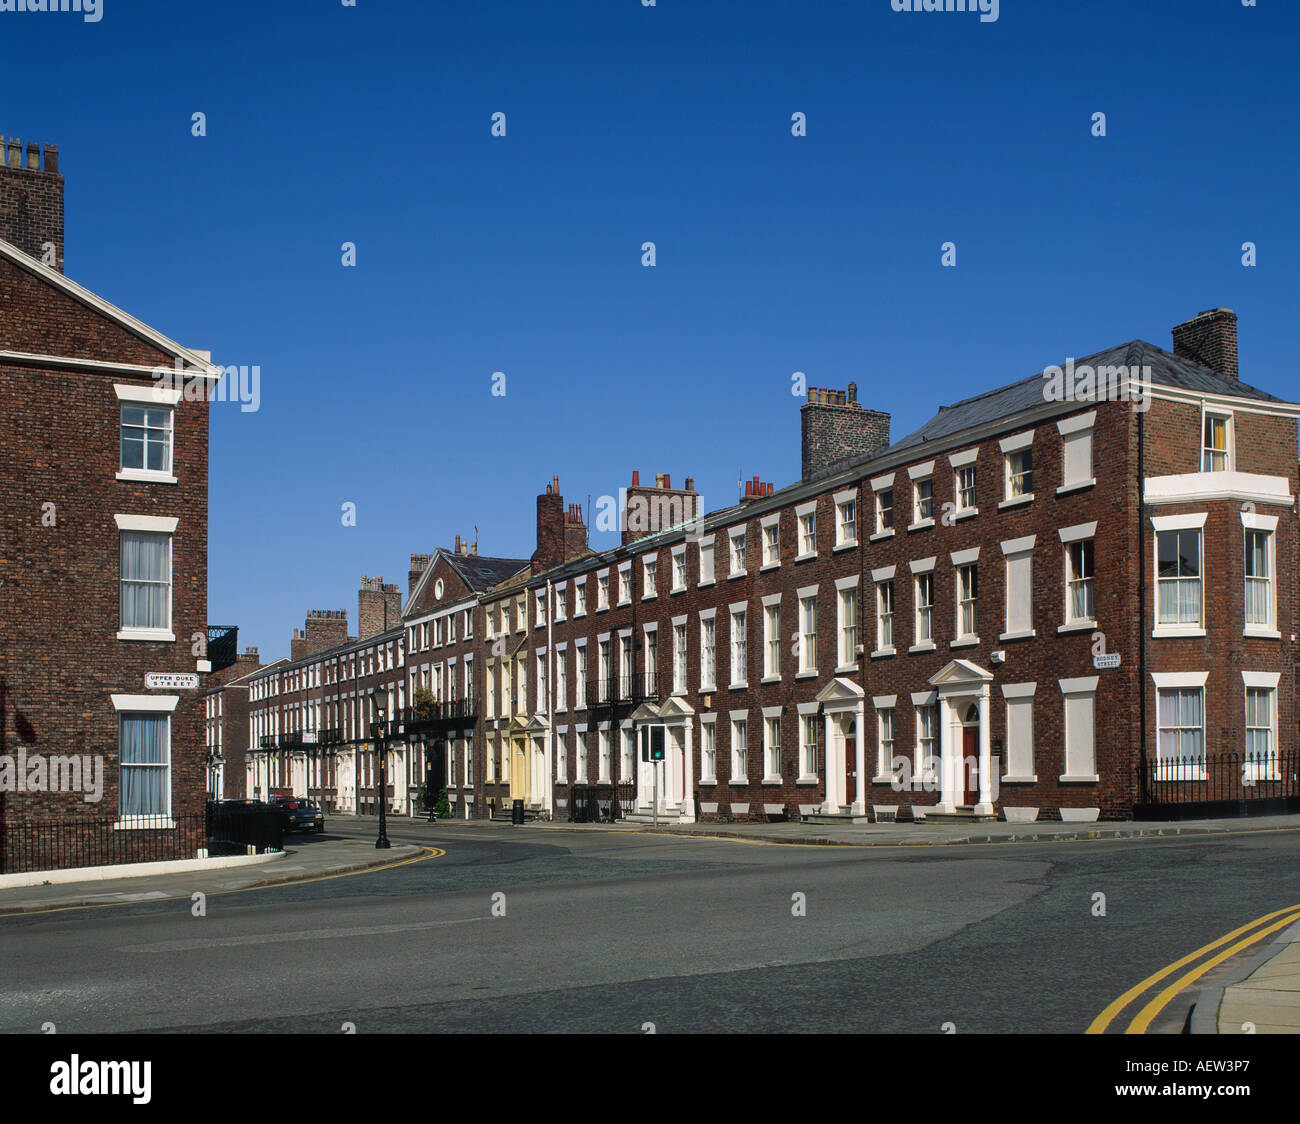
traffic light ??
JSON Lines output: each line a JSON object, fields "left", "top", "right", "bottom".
{"left": 646, "top": 724, "right": 665, "bottom": 762}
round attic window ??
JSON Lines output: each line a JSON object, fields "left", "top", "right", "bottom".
{"left": 434, "top": 578, "right": 444, "bottom": 600}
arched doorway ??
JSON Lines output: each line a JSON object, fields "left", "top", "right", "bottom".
{"left": 961, "top": 703, "right": 980, "bottom": 806}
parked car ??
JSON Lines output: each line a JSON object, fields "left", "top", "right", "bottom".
{"left": 269, "top": 795, "right": 325, "bottom": 833}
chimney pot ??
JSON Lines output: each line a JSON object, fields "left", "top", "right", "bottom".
{"left": 43, "top": 143, "right": 58, "bottom": 174}
{"left": 663, "top": 474, "right": 671, "bottom": 490}
{"left": 25, "top": 141, "right": 39, "bottom": 171}
{"left": 632, "top": 470, "right": 640, "bottom": 486}
{"left": 685, "top": 476, "right": 695, "bottom": 492}
{"left": 7, "top": 139, "right": 21, "bottom": 168}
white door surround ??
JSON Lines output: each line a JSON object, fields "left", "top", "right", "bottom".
{"left": 928, "top": 659, "right": 995, "bottom": 815}
{"left": 813, "top": 677, "right": 866, "bottom": 815}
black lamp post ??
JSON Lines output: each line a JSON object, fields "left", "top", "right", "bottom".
{"left": 370, "top": 690, "right": 391, "bottom": 849}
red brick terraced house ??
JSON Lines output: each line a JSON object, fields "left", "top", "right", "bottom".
{"left": 0, "top": 137, "right": 225, "bottom": 871}
{"left": 242, "top": 309, "right": 1298, "bottom": 826}
{"left": 201, "top": 647, "right": 271, "bottom": 800}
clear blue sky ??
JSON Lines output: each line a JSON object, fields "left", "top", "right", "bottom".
{"left": 5, "top": 0, "right": 1297, "bottom": 660}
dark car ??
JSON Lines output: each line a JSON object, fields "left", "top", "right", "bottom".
{"left": 269, "top": 795, "right": 325, "bottom": 833}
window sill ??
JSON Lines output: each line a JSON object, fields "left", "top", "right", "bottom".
{"left": 641, "top": 594, "right": 656, "bottom": 602}
{"left": 1059, "top": 774, "right": 1100, "bottom": 784}
{"left": 1057, "top": 620, "right": 1096, "bottom": 634}
{"left": 1001, "top": 774, "right": 1038, "bottom": 784}
{"left": 871, "top": 648, "right": 896, "bottom": 660}
{"left": 833, "top": 541, "right": 858, "bottom": 553}
{"left": 834, "top": 663, "right": 860, "bottom": 674}
{"left": 999, "top": 630, "right": 1036, "bottom": 642}
{"left": 115, "top": 818, "right": 176, "bottom": 831}
{"left": 116, "top": 469, "right": 177, "bottom": 485}
{"left": 731, "top": 777, "right": 749, "bottom": 788}
{"left": 670, "top": 586, "right": 686, "bottom": 595}
{"left": 908, "top": 643, "right": 936, "bottom": 654}
{"left": 760, "top": 562, "right": 780, "bottom": 573}
{"left": 872, "top": 774, "right": 896, "bottom": 785}
{"left": 1152, "top": 626, "right": 1206, "bottom": 639}
{"left": 118, "top": 629, "right": 176, "bottom": 642}
{"left": 869, "top": 529, "right": 895, "bottom": 542}
{"left": 1244, "top": 626, "right": 1282, "bottom": 640}
{"left": 699, "top": 778, "right": 717, "bottom": 787}
{"left": 907, "top": 519, "right": 935, "bottom": 533}
{"left": 795, "top": 552, "right": 818, "bottom": 563}
{"left": 697, "top": 581, "right": 715, "bottom": 590}
{"left": 729, "top": 682, "right": 748, "bottom": 691}
{"left": 953, "top": 507, "right": 979, "bottom": 522}
{"left": 795, "top": 670, "right": 819, "bottom": 680}
{"left": 573, "top": 611, "right": 587, "bottom": 619}
{"left": 998, "top": 494, "right": 1035, "bottom": 510}
{"left": 728, "top": 572, "right": 747, "bottom": 581}
{"left": 761, "top": 777, "right": 783, "bottom": 786}
{"left": 700, "top": 683, "right": 717, "bottom": 694}
{"left": 760, "top": 675, "right": 781, "bottom": 685}
{"left": 1056, "top": 479, "right": 1096, "bottom": 496}
{"left": 950, "top": 637, "right": 980, "bottom": 649}
{"left": 617, "top": 600, "right": 631, "bottom": 609}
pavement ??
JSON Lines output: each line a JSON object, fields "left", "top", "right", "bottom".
{"left": 0, "top": 833, "right": 421, "bottom": 915}
{"left": 1190, "top": 918, "right": 1300, "bottom": 1035}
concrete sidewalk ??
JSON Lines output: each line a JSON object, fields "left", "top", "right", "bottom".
{"left": 1192, "top": 920, "right": 1300, "bottom": 1035}
{"left": 367, "top": 810, "right": 1300, "bottom": 848}
{"left": 0, "top": 835, "right": 421, "bottom": 915}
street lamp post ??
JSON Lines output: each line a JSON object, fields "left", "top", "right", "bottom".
{"left": 370, "top": 690, "right": 391, "bottom": 849}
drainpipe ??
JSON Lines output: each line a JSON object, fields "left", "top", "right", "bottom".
{"left": 546, "top": 576, "right": 554, "bottom": 818}
{"left": 1138, "top": 390, "right": 1149, "bottom": 810}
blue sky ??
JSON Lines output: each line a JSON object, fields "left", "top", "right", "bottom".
{"left": 4, "top": 0, "right": 1297, "bottom": 660}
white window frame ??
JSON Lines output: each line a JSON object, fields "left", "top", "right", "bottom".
{"left": 700, "top": 714, "right": 718, "bottom": 784}
{"left": 834, "top": 489, "right": 858, "bottom": 550}
{"left": 795, "top": 501, "right": 818, "bottom": 559}
{"left": 873, "top": 698, "right": 897, "bottom": 781}
{"left": 115, "top": 514, "right": 178, "bottom": 641}
{"left": 835, "top": 576, "right": 860, "bottom": 671}
{"left": 730, "top": 712, "right": 749, "bottom": 785}
{"left": 728, "top": 526, "right": 748, "bottom": 578}
{"left": 762, "top": 709, "right": 783, "bottom": 783}
{"left": 797, "top": 587, "right": 818, "bottom": 675}
{"left": 1201, "top": 407, "right": 1233, "bottom": 473}
{"left": 1057, "top": 411, "right": 1097, "bottom": 493}
{"left": 1152, "top": 513, "right": 1207, "bottom": 637}
{"left": 115, "top": 383, "right": 179, "bottom": 484}
{"left": 1242, "top": 511, "right": 1279, "bottom": 638}
{"left": 700, "top": 609, "right": 718, "bottom": 692}
{"left": 999, "top": 430, "right": 1035, "bottom": 507}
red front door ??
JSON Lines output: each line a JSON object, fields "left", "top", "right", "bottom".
{"left": 962, "top": 726, "right": 979, "bottom": 805}
{"left": 845, "top": 735, "right": 856, "bottom": 805}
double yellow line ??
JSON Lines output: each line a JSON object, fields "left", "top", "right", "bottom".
{"left": 1088, "top": 902, "right": 1300, "bottom": 1033}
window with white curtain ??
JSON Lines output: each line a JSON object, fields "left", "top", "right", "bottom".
{"left": 1157, "top": 687, "right": 1203, "bottom": 773}
{"left": 1246, "top": 688, "right": 1275, "bottom": 775}
{"left": 1245, "top": 530, "right": 1273, "bottom": 627}
{"left": 701, "top": 720, "right": 717, "bottom": 782}
{"left": 1066, "top": 540, "right": 1094, "bottom": 623}
{"left": 120, "top": 713, "right": 170, "bottom": 818}
{"left": 1157, "top": 530, "right": 1202, "bottom": 625}
{"left": 120, "top": 532, "right": 171, "bottom": 631}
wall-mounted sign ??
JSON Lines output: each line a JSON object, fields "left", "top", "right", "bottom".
{"left": 1092, "top": 653, "right": 1121, "bottom": 670}
{"left": 302, "top": 731, "right": 318, "bottom": 744}
{"left": 145, "top": 672, "right": 200, "bottom": 690}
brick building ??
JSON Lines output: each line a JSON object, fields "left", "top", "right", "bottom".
{"left": 245, "top": 308, "right": 1297, "bottom": 825}
{"left": 202, "top": 647, "right": 272, "bottom": 799}
{"left": 0, "top": 137, "right": 223, "bottom": 869}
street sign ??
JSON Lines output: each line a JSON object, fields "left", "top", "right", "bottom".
{"left": 145, "top": 672, "right": 200, "bottom": 690}
{"left": 1093, "top": 653, "right": 1121, "bottom": 670}
{"left": 302, "top": 731, "right": 318, "bottom": 744}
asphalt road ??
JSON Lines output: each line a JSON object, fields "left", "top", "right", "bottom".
{"left": 2, "top": 822, "right": 1298, "bottom": 1034}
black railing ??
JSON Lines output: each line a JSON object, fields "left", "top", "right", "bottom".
{"left": 1135, "top": 750, "right": 1300, "bottom": 820}
{"left": 207, "top": 625, "right": 239, "bottom": 673}
{"left": 399, "top": 697, "right": 478, "bottom": 730}
{"left": 586, "top": 677, "right": 659, "bottom": 710}
{"left": 0, "top": 808, "right": 282, "bottom": 875}
{"left": 569, "top": 782, "right": 636, "bottom": 823}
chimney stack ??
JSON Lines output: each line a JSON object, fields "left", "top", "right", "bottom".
{"left": 0, "top": 136, "right": 64, "bottom": 271}
{"left": 1172, "top": 308, "right": 1238, "bottom": 380}
{"left": 358, "top": 576, "right": 402, "bottom": 639}
{"left": 622, "top": 470, "right": 700, "bottom": 545}
{"left": 533, "top": 475, "right": 566, "bottom": 573}
{"left": 800, "top": 383, "right": 890, "bottom": 481}
{"left": 408, "top": 553, "right": 431, "bottom": 598}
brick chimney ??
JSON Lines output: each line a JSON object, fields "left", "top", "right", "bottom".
{"left": 800, "top": 382, "right": 890, "bottom": 481}
{"left": 291, "top": 628, "right": 310, "bottom": 663}
{"left": 358, "top": 576, "right": 402, "bottom": 639}
{"left": 533, "top": 476, "right": 565, "bottom": 574}
{"left": 564, "top": 502, "right": 588, "bottom": 558}
{"left": 622, "top": 470, "right": 700, "bottom": 545}
{"left": 304, "top": 609, "right": 348, "bottom": 653}
{"left": 0, "top": 137, "right": 63, "bottom": 271}
{"left": 408, "top": 553, "right": 431, "bottom": 598}
{"left": 1172, "top": 308, "right": 1238, "bottom": 380}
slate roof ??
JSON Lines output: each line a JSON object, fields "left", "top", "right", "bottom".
{"left": 444, "top": 552, "right": 530, "bottom": 593}
{"left": 890, "top": 339, "right": 1284, "bottom": 454}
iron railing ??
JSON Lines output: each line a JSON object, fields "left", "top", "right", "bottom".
{"left": 207, "top": 625, "right": 239, "bottom": 673}
{"left": 0, "top": 807, "right": 284, "bottom": 875}
{"left": 399, "top": 697, "right": 478, "bottom": 730}
{"left": 1136, "top": 749, "right": 1300, "bottom": 820}
{"left": 585, "top": 676, "right": 660, "bottom": 710}
{"left": 569, "top": 782, "right": 636, "bottom": 823}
